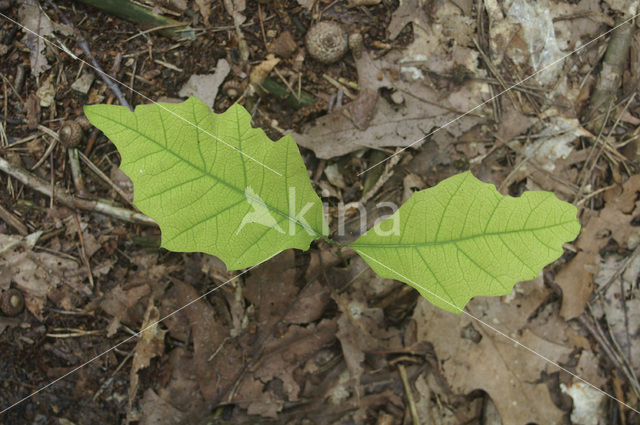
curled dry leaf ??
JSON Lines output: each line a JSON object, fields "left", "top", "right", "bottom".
{"left": 128, "top": 299, "right": 167, "bottom": 419}
{"left": 178, "top": 59, "right": 231, "bottom": 109}
{"left": 195, "top": 0, "right": 212, "bottom": 25}
{"left": 18, "top": 0, "right": 53, "bottom": 78}
{"left": 250, "top": 54, "right": 280, "bottom": 87}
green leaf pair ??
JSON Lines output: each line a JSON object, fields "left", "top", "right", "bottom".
{"left": 85, "top": 97, "right": 580, "bottom": 313}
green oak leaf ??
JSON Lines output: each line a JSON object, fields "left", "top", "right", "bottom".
{"left": 349, "top": 172, "right": 580, "bottom": 313}
{"left": 84, "top": 97, "right": 327, "bottom": 270}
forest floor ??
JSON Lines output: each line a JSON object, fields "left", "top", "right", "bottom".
{"left": 1, "top": 0, "right": 640, "bottom": 424}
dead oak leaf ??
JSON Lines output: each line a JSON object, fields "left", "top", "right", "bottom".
{"left": 236, "top": 318, "right": 338, "bottom": 418}
{"left": 413, "top": 276, "right": 573, "bottom": 425}
{"left": 556, "top": 175, "right": 640, "bottom": 319}
{"left": 128, "top": 299, "right": 166, "bottom": 417}
{"left": 0, "top": 232, "right": 88, "bottom": 318}
{"left": 18, "top": 0, "right": 53, "bottom": 78}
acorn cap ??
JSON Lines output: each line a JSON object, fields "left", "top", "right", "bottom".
{"left": 305, "top": 21, "right": 348, "bottom": 64}
{"left": 1, "top": 289, "right": 24, "bottom": 316}
{"left": 59, "top": 120, "right": 83, "bottom": 148}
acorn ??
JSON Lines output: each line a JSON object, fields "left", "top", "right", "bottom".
{"left": 305, "top": 21, "right": 348, "bottom": 64}
{"left": 1, "top": 289, "right": 24, "bottom": 316}
{"left": 58, "top": 120, "right": 83, "bottom": 148}
{"left": 222, "top": 80, "right": 244, "bottom": 99}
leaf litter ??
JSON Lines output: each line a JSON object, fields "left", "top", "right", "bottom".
{"left": 2, "top": 0, "right": 640, "bottom": 423}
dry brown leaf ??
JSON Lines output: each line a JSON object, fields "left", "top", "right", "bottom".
{"left": 194, "top": 0, "right": 211, "bottom": 25}
{"left": 100, "top": 284, "right": 151, "bottom": 326}
{"left": 412, "top": 276, "right": 573, "bottom": 424}
{"left": 250, "top": 54, "right": 280, "bottom": 87}
{"left": 157, "top": 348, "right": 205, "bottom": 413}
{"left": 283, "top": 279, "right": 330, "bottom": 324}
{"left": 296, "top": 0, "right": 314, "bottom": 9}
{"left": 387, "top": 0, "right": 429, "bottom": 40}
{"left": 24, "top": 93, "right": 41, "bottom": 129}
{"left": 223, "top": 0, "right": 246, "bottom": 26}
{"left": 18, "top": 0, "right": 53, "bottom": 78}
{"left": 343, "top": 88, "right": 378, "bottom": 130}
{"left": 178, "top": 59, "right": 230, "bottom": 109}
{"left": 268, "top": 31, "right": 297, "bottom": 58}
{"left": 128, "top": 299, "right": 166, "bottom": 416}
{"left": 292, "top": 13, "right": 484, "bottom": 159}
{"left": 556, "top": 175, "right": 640, "bottom": 319}
{"left": 244, "top": 251, "right": 298, "bottom": 329}
{"left": 236, "top": 319, "right": 338, "bottom": 418}
{"left": 496, "top": 104, "right": 535, "bottom": 142}
{"left": 593, "top": 254, "right": 640, "bottom": 376}
{"left": 334, "top": 293, "right": 402, "bottom": 396}
{"left": 139, "top": 389, "right": 185, "bottom": 425}
{"left": 0, "top": 232, "right": 88, "bottom": 318}
{"left": 171, "top": 279, "right": 240, "bottom": 402}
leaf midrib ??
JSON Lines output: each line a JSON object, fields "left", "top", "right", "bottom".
{"left": 349, "top": 219, "right": 576, "bottom": 249}
{"left": 92, "top": 109, "right": 321, "bottom": 237}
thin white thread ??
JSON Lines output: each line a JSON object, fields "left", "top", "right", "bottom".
{"left": 358, "top": 12, "right": 640, "bottom": 176}
{"left": 356, "top": 250, "right": 640, "bottom": 414}
{"left": 0, "top": 266, "right": 256, "bottom": 414}
{"left": 0, "top": 12, "right": 283, "bottom": 177}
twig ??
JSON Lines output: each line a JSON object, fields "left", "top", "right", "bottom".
{"left": 46, "top": 329, "right": 102, "bottom": 337}
{"left": 474, "top": 38, "right": 522, "bottom": 112}
{"left": 30, "top": 135, "right": 56, "bottom": 171}
{"left": 68, "top": 147, "right": 88, "bottom": 197}
{"left": 579, "top": 311, "right": 640, "bottom": 399}
{"left": 0, "top": 156, "right": 155, "bottom": 226}
{"left": 77, "top": 151, "right": 134, "bottom": 207}
{"left": 397, "top": 364, "right": 420, "bottom": 425}
{"left": 273, "top": 67, "right": 300, "bottom": 102}
{"left": 29, "top": 125, "right": 60, "bottom": 170}
{"left": 0, "top": 203, "right": 28, "bottom": 235}
{"left": 584, "top": 11, "right": 636, "bottom": 131}
{"left": 360, "top": 149, "right": 401, "bottom": 204}
{"left": 322, "top": 74, "right": 356, "bottom": 100}
{"left": 44, "top": 0, "right": 132, "bottom": 111}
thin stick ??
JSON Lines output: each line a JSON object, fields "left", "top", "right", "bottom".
{"left": 0, "top": 203, "right": 28, "bottom": 235}
{"left": 68, "top": 148, "right": 88, "bottom": 196}
{"left": 44, "top": 0, "right": 132, "bottom": 111}
{"left": 322, "top": 74, "right": 356, "bottom": 100}
{"left": 0, "top": 156, "right": 155, "bottom": 226}
{"left": 77, "top": 151, "right": 134, "bottom": 207}
{"left": 30, "top": 136, "right": 57, "bottom": 171}
{"left": 398, "top": 364, "right": 420, "bottom": 425}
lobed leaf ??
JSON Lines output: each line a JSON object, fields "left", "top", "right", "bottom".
{"left": 349, "top": 172, "right": 580, "bottom": 313}
{"left": 85, "top": 98, "right": 327, "bottom": 270}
